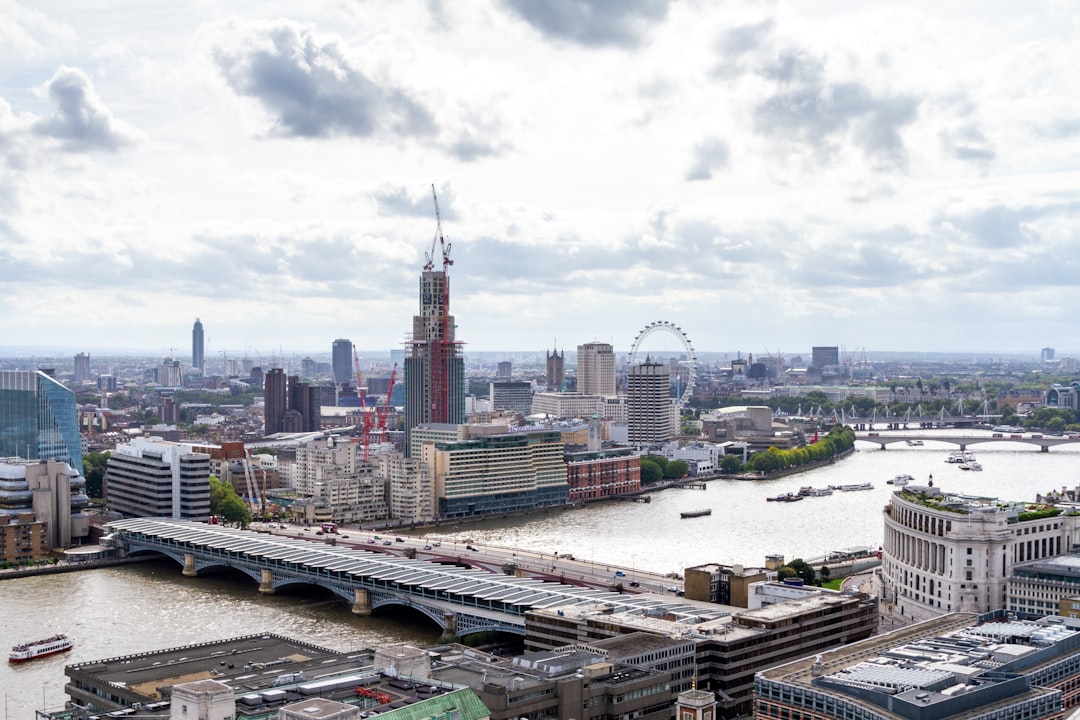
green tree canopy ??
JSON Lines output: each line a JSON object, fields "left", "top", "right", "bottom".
{"left": 720, "top": 454, "right": 744, "bottom": 473}
{"left": 209, "top": 475, "right": 252, "bottom": 527}
{"left": 664, "top": 459, "right": 690, "bottom": 479}
{"left": 640, "top": 459, "right": 663, "bottom": 484}
{"left": 82, "top": 451, "right": 110, "bottom": 498}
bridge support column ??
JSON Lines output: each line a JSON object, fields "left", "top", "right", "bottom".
{"left": 351, "top": 588, "right": 371, "bottom": 616}
{"left": 182, "top": 553, "right": 197, "bottom": 577}
{"left": 1041, "top": 445, "right": 1049, "bottom": 453}
{"left": 258, "top": 569, "right": 275, "bottom": 595}
{"left": 437, "top": 613, "right": 459, "bottom": 644}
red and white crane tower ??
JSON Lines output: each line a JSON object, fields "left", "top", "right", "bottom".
{"left": 353, "top": 348, "right": 375, "bottom": 461}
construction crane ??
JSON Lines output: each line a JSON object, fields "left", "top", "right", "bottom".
{"left": 375, "top": 362, "right": 398, "bottom": 440}
{"left": 241, "top": 447, "right": 260, "bottom": 515}
{"left": 424, "top": 184, "right": 453, "bottom": 273}
{"left": 353, "top": 348, "right": 374, "bottom": 461}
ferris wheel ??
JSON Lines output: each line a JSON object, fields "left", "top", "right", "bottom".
{"left": 628, "top": 320, "right": 698, "bottom": 409}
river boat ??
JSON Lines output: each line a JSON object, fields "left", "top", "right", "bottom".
{"left": 766, "top": 493, "right": 804, "bottom": 502}
{"left": 798, "top": 486, "right": 833, "bottom": 497}
{"left": 680, "top": 508, "right": 712, "bottom": 519}
{"left": 905, "top": 440, "right": 924, "bottom": 447}
{"left": 887, "top": 474, "right": 914, "bottom": 486}
{"left": 946, "top": 451, "right": 965, "bottom": 463}
{"left": 831, "top": 483, "right": 873, "bottom": 492}
{"left": 9, "top": 633, "right": 73, "bottom": 663}
{"left": 960, "top": 462, "right": 983, "bottom": 471}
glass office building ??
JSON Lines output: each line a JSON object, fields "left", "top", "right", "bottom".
{"left": 0, "top": 371, "right": 82, "bottom": 470}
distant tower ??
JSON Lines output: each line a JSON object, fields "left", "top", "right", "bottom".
{"left": 332, "top": 339, "right": 353, "bottom": 387}
{"left": 73, "top": 352, "right": 91, "bottom": 383}
{"left": 404, "top": 186, "right": 465, "bottom": 455}
{"left": 192, "top": 318, "right": 205, "bottom": 373}
{"left": 496, "top": 360, "right": 512, "bottom": 379}
{"left": 1042, "top": 347, "right": 1056, "bottom": 363}
{"left": 264, "top": 368, "right": 286, "bottom": 435}
{"left": 546, "top": 348, "right": 565, "bottom": 392}
{"left": 628, "top": 357, "right": 674, "bottom": 444}
{"left": 577, "top": 342, "right": 616, "bottom": 396}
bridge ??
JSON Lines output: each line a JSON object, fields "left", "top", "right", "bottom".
{"left": 103, "top": 518, "right": 721, "bottom": 640}
{"left": 855, "top": 433, "right": 1080, "bottom": 452}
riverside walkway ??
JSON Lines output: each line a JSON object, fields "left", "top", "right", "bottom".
{"left": 103, "top": 518, "right": 724, "bottom": 638}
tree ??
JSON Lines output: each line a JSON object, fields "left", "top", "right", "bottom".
{"left": 819, "top": 565, "right": 831, "bottom": 583}
{"left": 209, "top": 475, "right": 251, "bottom": 527}
{"left": 720, "top": 454, "right": 743, "bottom": 474}
{"left": 640, "top": 459, "right": 663, "bottom": 484}
{"left": 643, "top": 455, "right": 669, "bottom": 473}
{"left": 664, "top": 459, "right": 690, "bottom": 479}
{"left": 82, "top": 451, "right": 110, "bottom": 498}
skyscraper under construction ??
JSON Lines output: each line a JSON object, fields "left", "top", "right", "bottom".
{"left": 404, "top": 187, "right": 465, "bottom": 455}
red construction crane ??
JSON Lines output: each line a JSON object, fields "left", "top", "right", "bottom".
{"left": 353, "top": 348, "right": 374, "bottom": 461}
{"left": 376, "top": 362, "right": 398, "bottom": 438}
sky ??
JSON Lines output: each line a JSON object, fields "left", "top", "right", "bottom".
{"left": 1, "top": 1, "right": 1079, "bottom": 359}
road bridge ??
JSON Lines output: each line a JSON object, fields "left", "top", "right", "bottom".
{"left": 103, "top": 518, "right": 720, "bottom": 640}
{"left": 855, "top": 433, "right": 1080, "bottom": 452}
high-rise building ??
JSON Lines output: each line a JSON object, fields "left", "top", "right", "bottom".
{"left": 0, "top": 370, "right": 82, "bottom": 469}
{"left": 489, "top": 381, "right": 533, "bottom": 414}
{"left": 577, "top": 342, "right": 615, "bottom": 396}
{"left": 496, "top": 360, "right": 512, "bottom": 379}
{"left": 104, "top": 436, "right": 211, "bottom": 520}
{"left": 1042, "top": 347, "right": 1057, "bottom": 363}
{"left": 546, "top": 348, "right": 564, "bottom": 391}
{"left": 404, "top": 268, "right": 465, "bottom": 455}
{"left": 192, "top": 318, "right": 205, "bottom": 373}
{"left": 156, "top": 358, "right": 182, "bottom": 388}
{"left": 332, "top": 339, "right": 353, "bottom": 386}
{"left": 628, "top": 359, "right": 675, "bottom": 444}
{"left": 811, "top": 346, "right": 839, "bottom": 369}
{"left": 264, "top": 368, "right": 287, "bottom": 435}
{"left": 0, "top": 458, "right": 89, "bottom": 549}
{"left": 73, "top": 352, "right": 91, "bottom": 383}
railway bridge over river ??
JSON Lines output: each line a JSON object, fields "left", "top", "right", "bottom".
{"left": 103, "top": 518, "right": 717, "bottom": 639}
{"left": 855, "top": 433, "right": 1080, "bottom": 452}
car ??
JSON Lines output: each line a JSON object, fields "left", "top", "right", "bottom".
{"left": 383, "top": 540, "right": 392, "bottom": 546}
{"left": 676, "top": 590, "right": 685, "bottom": 597}
{"left": 339, "top": 534, "right": 349, "bottom": 539}
{"left": 614, "top": 571, "right": 626, "bottom": 577}
{"left": 465, "top": 545, "right": 478, "bottom": 551}
{"left": 432, "top": 541, "right": 441, "bottom": 547}
{"left": 315, "top": 530, "right": 324, "bottom": 535}
{"left": 666, "top": 586, "right": 679, "bottom": 593}
{"left": 373, "top": 535, "right": 381, "bottom": 540}
{"left": 629, "top": 581, "right": 640, "bottom": 588}
{"left": 395, "top": 537, "right": 405, "bottom": 543}
{"left": 367, "top": 539, "right": 376, "bottom": 544}
{"left": 423, "top": 544, "right": 432, "bottom": 550}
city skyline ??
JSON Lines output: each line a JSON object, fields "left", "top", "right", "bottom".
{"left": 2, "top": 2, "right": 1078, "bottom": 354}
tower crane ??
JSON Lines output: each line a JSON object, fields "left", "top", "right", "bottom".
{"left": 353, "top": 348, "right": 374, "bottom": 461}
{"left": 375, "top": 362, "right": 398, "bottom": 440}
{"left": 424, "top": 184, "right": 453, "bottom": 273}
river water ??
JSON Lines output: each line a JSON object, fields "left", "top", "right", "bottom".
{"left": 3, "top": 432, "right": 1077, "bottom": 717}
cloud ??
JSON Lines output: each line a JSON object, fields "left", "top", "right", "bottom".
{"left": 716, "top": 19, "right": 773, "bottom": 58}
{"left": 685, "top": 138, "right": 730, "bottom": 181}
{"left": 940, "top": 122, "right": 995, "bottom": 163}
{"left": 210, "top": 19, "right": 436, "bottom": 139}
{"left": 374, "top": 184, "right": 458, "bottom": 220}
{"left": 32, "top": 66, "right": 139, "bottom": 152}
{"left": 752, "top": 51, "right": 919, "bottom": 168}
{"left": 500, "top": 0, "right": 670, "bottom": 48}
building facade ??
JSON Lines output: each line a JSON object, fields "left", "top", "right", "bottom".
{"left": 332, "top": 338, "right": 353, "bottom": 387}
{"left": 546, "top": 348, "right": 564, "bottom": 391}
{"left": 577, "top": 342, "right": 616, "bottom": 397}
{"left": 881, "top": 486, "right": 1080, "bottom": 626}
{"left": 404, "top": 270, "right": 465, "bottom": 455}
{"left": 192, "top": 318, "right": 205, "bottom": 374}
{"left": 0, "top": 370, "right": 83, "bottom": 470}
{"left": 264, "top": 368, "right": 287, "bottom": 435}
{"left": 628, "top": 359, "right": 675, "bottom": 444}
{"left": 74, "top": 352, "right": 91, "bottom": 383}
{"left": 489, "top": 381, "right": 532, "bottom": 415}
{"left": 105, "top": 437, "right": 211, "bottom": 520}
{"left": 564, "top": 447, "right": 641, "bottom": 502}
{"left": 0, "top": 457, "right": 89, "bottom": 551}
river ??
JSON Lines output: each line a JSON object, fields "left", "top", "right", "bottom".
{"left": 3, "top": 432, "right": 1077, "bottom": 717}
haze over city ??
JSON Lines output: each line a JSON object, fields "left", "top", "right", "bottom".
{"left": 2, "top": 1, "right": 1078, "bottom": 355}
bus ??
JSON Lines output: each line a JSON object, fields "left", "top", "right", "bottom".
{"left": 321, "top": 523, "right": 338, "bottom": 534}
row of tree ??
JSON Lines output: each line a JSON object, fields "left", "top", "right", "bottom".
{"left": 714, "top": 425, "right": 856, "bottom": 476}
{"left": 639, "top": 455, "right": 690, "bottom": 484}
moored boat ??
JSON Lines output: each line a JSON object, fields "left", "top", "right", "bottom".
{"left": 905, "top": 440, "right": 924, "bottom": 447}
{"left": 831, "top": 483, "right": 874, "bottom": 492}
{"left": 680, "top": 508, "right": 712, "bottom": 519}
{"left": 887, "top": 474, "right": 914, "bottom": 486}
{"left": 9, "top": 634, "right": 73, "bottom": 663}
{"left": 766, "top": 493, "right": 804, "bottom": 502}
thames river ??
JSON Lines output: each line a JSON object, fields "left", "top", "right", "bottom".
{"left": 3, "top": 432, "right": 1078, "bottom": 717}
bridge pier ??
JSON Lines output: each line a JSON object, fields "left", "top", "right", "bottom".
{"left": 351, "top": 588, "right": 371, "bottom": 616}
{"left": 1042, "top": 445, "right": 1049, "bottom": 453}
{"left": 182, "top": 553, "right": 197, "bottom": 577}
{"left": 258, "top": 569, "right": 275, "bottom": 595}
{"left": 437, "top": 613, "right": 459, "bottom": 644}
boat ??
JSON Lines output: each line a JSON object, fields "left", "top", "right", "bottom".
{"left": 946, "top": 451, "right": 965, "bottom": 463}
{"left": 905, "top": 440, "right": 924, "bottom": 447}
{"left": 887, "top": 474, "right": 914, "bottom": 486}
{"left": 799, "top": 486, "right": 833, "bottom": 497}
{"left": 680, "top": 508, "right": 712, "bottom": 519}
{"left": 830, "top": 483, "right": 874, "bottom": 492}
{"left": 766, "top": 493, "right": 804, "bottom": 502}
{"left": 960, "top": 462, "right": 983, "bottom": 472}
{"left": 9, "top": 634, "right": 73, "bottom": 663}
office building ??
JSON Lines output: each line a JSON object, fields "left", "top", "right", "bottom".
{"left": 495, "top": 360, "right": 512, "bottom": 378}
{"left": 881, "top": 485, "right": 1080, "bottom": 626}
{"left": 628, "top": 359, "right": 675, "bottom": 444}
{"left": 104, "top": 436, "right": 211, "bottom": 520}
{"left": 0, "top": 457, "right": 89, "bottom": 550}
{"left": 684, "top": 563, "right": 769, "bottom": 606}
{"left": 418, "top": 426, "right": 568, "bottom": 518}
{"left": 0, "top": 369, "right": 83, "bottom": 470}
{"left": 192, "top": 318, "right": 205, "bottom": 373}
{"left": 73, "top": 352, "right": 91, "bottom": 383}
{"left": 546, "top": 348, "right": 565, "bottom": 391}
{"left": 564, "top": 446, "right": 641, "bottom": 502}
{"left": 489, "top": 380, "right": 532, "bottom": 414}
{"left": 288, "top": 375, "right": 320, "bottom": 432}
{"left": 404, "top": 265, "right": 465, "bottom": 455}
{"left": 1042, "top": 346, "right": 1057, "bottom": 363}
{"left": 811, "top": 345, "right": 839, "bottom": 369}
{"left": 156, "top": 358, "right": 182, "bottom": 388}
{"left": 755, "top": 612, "right": 1080, "bottom": 720}
{"left": 577, "top": 342, "right": 616, "bottom": 396}
{"left": 332, "top": 338, "right": 353, "bottom": 386}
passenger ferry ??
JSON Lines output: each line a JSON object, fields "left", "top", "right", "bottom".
{"left": 831, "top": 483, "right": 874, "bottom": 492}
{"left": 887, "top": 474, "right": 914, "bottom": 486}
{"left": 9, "top": 633, "right": 73, "bottom": 662}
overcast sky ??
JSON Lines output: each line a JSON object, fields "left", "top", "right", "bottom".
{"left": 2, "top": 1, "right": 1078, "bottom": 358}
